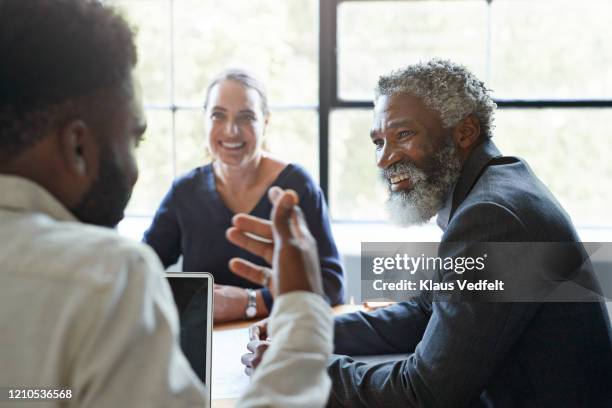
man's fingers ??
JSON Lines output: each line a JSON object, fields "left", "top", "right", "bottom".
{"left": 241, "top": 352, "right": 258, "bottom": 377}
{"left": 249, "top": 323, "right": 267, "bottom": 341}
{"left": 241, "top": 352, "right": 255, "bottom": 367}
{"left": 268, "top": 186, "right": 298, "bottom": 204}
{"left": 246, "top": 339, "right": 269, "bottom": 353}
{"left": 226, "top": 228, "right": 274, "bottom": 263}
{"left": 294, "top": 206, "right": 312, "bottom": 236}
{"left": 272, "top": 192, "right": 299, "bottom": 241}
{"left": 268, "top": 186, "right": 282, "bottom": 204}
{"left": 229, "top": 258, "right": 271, "bottom": 287}
{"left": 232, "top": 214, "right": 273, "bottom": 241}
{"left": 249, "top": 319, "right": 269, "bottom": 341}
{"left": 243, "top": 340, "right": 269, "bottom": 375}
{"left": 249, "top": 324, "right": 260, "bottom": 341}
{"left": 269, "top": 187, "right": 299, "bottom": 208}
{"left": 287, "top": 205, "right": 311, "bottom": 241}
{"left": 247, "top": 340, "right": 264, "bottom": 353}
{"left": 246, "top": 340, "right": 258, "bottom": 353}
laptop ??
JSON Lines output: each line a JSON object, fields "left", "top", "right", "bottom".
{"left": 165, "top": 272, "right": 213, "bottom": 402}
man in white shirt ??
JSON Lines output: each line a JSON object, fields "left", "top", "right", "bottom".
{"left": 0, "top": 0, "right": 332, "bottom": 407}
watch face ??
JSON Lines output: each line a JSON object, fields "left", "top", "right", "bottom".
{"left": 246, "top": 306, "right": 257, "bottom": 318}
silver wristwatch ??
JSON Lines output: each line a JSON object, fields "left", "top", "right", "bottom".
{"left": 245, "top": 288, "right": 257, "bottom": 319}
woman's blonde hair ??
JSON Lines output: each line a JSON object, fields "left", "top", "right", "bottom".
{"left": 203, "top": 68, "right": 269, "bottom": 116}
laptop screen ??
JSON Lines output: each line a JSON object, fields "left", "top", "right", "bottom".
{"left": 166, "top": 273, "right": 212, "bottom": 385}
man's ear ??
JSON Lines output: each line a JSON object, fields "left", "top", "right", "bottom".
{"left": 453, "top": 114, "right": 481, "bottom": 149}
{"left": 57, "top": 119, "right": 99, "bottom": 179}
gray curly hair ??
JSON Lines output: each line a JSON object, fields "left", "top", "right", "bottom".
{"left": 375, "top": 59, "right": 496, "bottom": 139}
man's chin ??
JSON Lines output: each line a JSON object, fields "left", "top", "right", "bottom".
{"left": 106, "top": 211, "right": 125, "bottom": 229}
{"left": 385, "top": 191, "right": 436, "bottom": 227}
{"left": 71, "top": 209, "right": 124, "bottom": 229}
{"left": 388, "top": 208, "right": 434, "bottom": 227}
{"left": 99, "top": 205, "right": 128, "bottom": 228}
{"left": 70, "top": 192, "right": 130, "bottom": 229}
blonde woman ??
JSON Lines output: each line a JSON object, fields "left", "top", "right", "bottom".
{"left": 144, "top": 69, "right": 344, "bottom": 322}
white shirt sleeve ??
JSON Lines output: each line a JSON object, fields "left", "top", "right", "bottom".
{"left": 237, "top": 291, "right": 334, "bottom": 408}
{"left": 70, "top": 247, "right": 209, "bottom": 408}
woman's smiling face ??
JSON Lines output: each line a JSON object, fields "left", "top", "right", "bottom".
{"left": 205, "top": 79, "right": 268, "bottom": 167}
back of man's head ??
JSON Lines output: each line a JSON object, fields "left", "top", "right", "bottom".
{"left": 0, "top": 0, "right": 137, "bottom": 160}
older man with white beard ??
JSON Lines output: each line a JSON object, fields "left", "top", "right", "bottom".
{"left": 234, "top": 59, "right": 611, "bottom": 407}
{"left": 381, "top": 132, "right": 461, "bottom": 228}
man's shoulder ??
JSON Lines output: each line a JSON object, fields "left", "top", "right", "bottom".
{"left": 452, "top": 157, "right": 537, "bottom": 224}
{"left": 2, "top": 212, "right": 162, "bottom": 288}
{"left": 449, "top": 156, "right": 577, "bottom": 241}
{"left": 469, "top": 156, "right": 542, "bottom": 203}
{"left": 474, "top": 156, "right": 567, "bottom": 216}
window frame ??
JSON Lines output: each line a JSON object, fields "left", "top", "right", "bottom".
{"left": 124, "top": 0, "right": 612, "bottom": 222}
{"left": 319, "top": 0, "right": 612, "bottom": 220}
{"left": 127, "top": 0, "right": 319, "bottom": 217}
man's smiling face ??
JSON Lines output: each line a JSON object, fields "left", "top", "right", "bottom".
{"left": 370, "top": 92, "right": 462, "bottom": 226}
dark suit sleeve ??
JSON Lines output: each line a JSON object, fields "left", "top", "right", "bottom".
{"left": 299, "top": 179, "right": 345, "bottom": 306}
{"left": 327, "top": 202, "right": 540, "bottom": 408}
{"left": 334, "top": 293, "right": 431, "bottom": 356}
{"left": 142, "top": 182, "right": 182, "bottom": 269}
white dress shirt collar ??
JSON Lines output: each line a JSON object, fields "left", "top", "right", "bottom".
{"left": 0, "top": 174, "right": 77, "bottom": 222}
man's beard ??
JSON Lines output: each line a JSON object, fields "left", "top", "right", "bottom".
{"left": 70, "top": 147, "right": 133, "bottom": 228}
{"left": 380, "top": 139, "right": 462, "bottom": 227}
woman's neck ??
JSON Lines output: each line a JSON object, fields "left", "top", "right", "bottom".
{"left": 213, "top": 154, "right": 264, "bottom": 192}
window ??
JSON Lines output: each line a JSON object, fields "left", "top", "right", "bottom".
{"left": 109, "top": 0, "right": 318, "bottom": 216}
{"left": 494, "top": 109, "right": 612, "bottom": 225}
{"left": 326, "top": 0, "right": 612, "bottom": 226}
{"left": 337, "top": 0, "right": 488, "bottom": 100}
{"left": 489, "top": 0, "right": 612, "bottom": 99}
{"left": 112, "top": 0, "right": 612, "bottom": 227}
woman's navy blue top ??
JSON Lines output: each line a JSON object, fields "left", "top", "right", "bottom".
{"left": 143, "top": 163, "right": 345, "bottom": 309}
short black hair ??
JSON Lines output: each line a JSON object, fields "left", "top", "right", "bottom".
{"left": 0, "top": 0, "right": 137, "bottom": 157}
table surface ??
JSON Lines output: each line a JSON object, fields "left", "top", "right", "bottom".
{"left": 210, "top": 304, "right": 364, "bottom": 407}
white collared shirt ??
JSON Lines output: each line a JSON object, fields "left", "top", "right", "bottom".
{"left": 0, "top": 174, "right": 332, "bottom": 408}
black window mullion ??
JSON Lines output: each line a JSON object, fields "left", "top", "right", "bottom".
{"left": 322, "top": 0, "right": 611, "bottom": 223}
{"left": 319, "top": 0, "right": 339, "bottom": 203}
{"left": 321, "top": 99, "right": 612, "bottom": 110}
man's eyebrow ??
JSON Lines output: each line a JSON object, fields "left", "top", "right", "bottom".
{"left": 238, "top": 109, "right": 256, "bottom": 115}
{"left": 211, "top": 106, "right": 227, "bottom": 111}
{"left": 388, "top": 118, "right": 416, "bottom": 128}
{"left": 370, "top": 118, "right": 416, "bottom": 138}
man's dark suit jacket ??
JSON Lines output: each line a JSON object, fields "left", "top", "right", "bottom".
{"left": 328, "top": 140, "right": 612, "bottom": 407}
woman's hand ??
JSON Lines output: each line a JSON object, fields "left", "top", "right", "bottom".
{"left": 213, "top": 284, "right": 248, "bottom": 323}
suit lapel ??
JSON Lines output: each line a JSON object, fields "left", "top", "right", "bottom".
{"left": 449, "top": 139, "right": 502, "bottom": 220}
